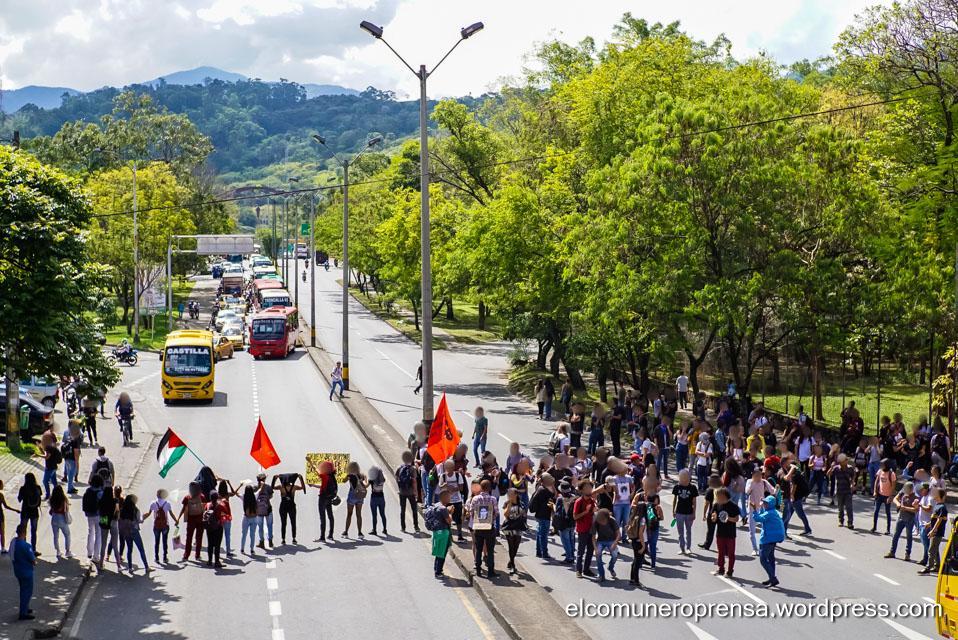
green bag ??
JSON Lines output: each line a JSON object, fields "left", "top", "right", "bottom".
{"left": 431, "top": 528, "right": 451, "bottom": 558}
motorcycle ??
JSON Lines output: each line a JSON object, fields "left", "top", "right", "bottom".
{"left": 302, "top": 270, "right": 307, "bottom": 282}
{"left": 108, "top": 346, "right": 139, "bottom": 367}
{"left": 324, "top": 261, "right": 330, "bottom": 272}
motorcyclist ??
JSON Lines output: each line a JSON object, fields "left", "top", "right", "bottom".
{"left": 302, "top": 269, "right": 307, "bottom": 282}
{"left": 324, "top": 260, "right": 330, "bottom": 272}
{"left": 115, "top": 391, "right": 135, "bottom": 443}
{"left": 115, "top": 339, "right": 131, "bottom": 358}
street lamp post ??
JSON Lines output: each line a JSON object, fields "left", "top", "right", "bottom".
{"left": 312, "top": 133, "right": 383, "bottom": 391}
{"left": 284, "top": 177, "right": 299, "bottom": 285}
{"left": 360, "top": 19, "right": 484, "bottom": 423}
{"left": 309, "top": 195, "right": 316, "bottom": 347}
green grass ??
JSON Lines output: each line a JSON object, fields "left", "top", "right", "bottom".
{"left": 351, "top": 289, "right": 447, "bottom": 351}
{"left": 104, "top": 279, "right": 196, "bottom": 350}
{"left": 432, "top": 300, "right": 502, "bottom": 343}
{"left": 0, "top": 439, "right": 39, "bottom": 460}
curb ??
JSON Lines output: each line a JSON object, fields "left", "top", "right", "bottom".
{"left": 303, "top": 342, "right": 590, "bottom": 640}
{"left": 30, "top": 565, "right": 93, "bottom": 640}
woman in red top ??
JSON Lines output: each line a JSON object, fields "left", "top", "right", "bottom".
{"left": 217, "top": 479, "right": 241, "bottom": 557}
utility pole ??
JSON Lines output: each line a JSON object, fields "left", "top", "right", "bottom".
{"left": 271, "top": 199, "right": 277, "bottom": 268}
{"left": 309, "top": 195, "right": 317, "bottom": 347}
{"left": 132, "top": 161, "right": 140, "bottom": 343}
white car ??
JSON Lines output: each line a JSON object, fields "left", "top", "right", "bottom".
{"left": 20, "top": 376, "right": 59, "bottom": 407}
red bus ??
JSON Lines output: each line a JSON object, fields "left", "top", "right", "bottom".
{"left": 249, "top": 306, "right": 299, "bottom": 359}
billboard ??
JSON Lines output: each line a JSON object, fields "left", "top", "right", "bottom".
{"left": 195, "top": 234, "right": 256, "bottom": 256}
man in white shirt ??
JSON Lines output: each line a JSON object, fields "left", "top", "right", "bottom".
{"left": 676, "top": 374, "right": 689, "bottom": 409}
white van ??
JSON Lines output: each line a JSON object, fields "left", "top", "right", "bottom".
{"left": 20, "top": 376, "right": 59, "bottom": 407}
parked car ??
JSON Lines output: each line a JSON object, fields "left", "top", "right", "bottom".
{"left": 20, "top": 376, "right": 59, "bottom": 407}
{"left": 0, "top": 393, "right": 55, "bottom": 438}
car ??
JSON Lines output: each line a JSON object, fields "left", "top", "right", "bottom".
{"left": 221, "top": 325, "right": 245, "bottom": 350}
{"left": 214, "top": 310, "right": 240, "bottom": 331}
{"left": 213, "top": 334, "right": 235, "bottom": 361}
{"left": 0, "top": 393, "right": 55, "bottom": 438}
{"left": 20, "top": 376, "right": 59, "bottom": 407}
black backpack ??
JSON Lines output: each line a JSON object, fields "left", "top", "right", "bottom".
{"left": 82, "top": 489, "right": 100, "bottom": 515}
{"left": 203, "top": 504, "right": 222, "bottom": 531}
{"left": 397, "top": 465, "right": 414, "bottom": 491}
{"left": 424, "top": 503, "right": 448, "bottom": 531}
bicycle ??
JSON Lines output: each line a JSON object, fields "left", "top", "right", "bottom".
{"left": 117, "top": 413, "right": 134, "bottom": 446}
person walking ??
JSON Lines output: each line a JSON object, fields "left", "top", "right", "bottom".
{"left": 694, "top": 432, "right": 713, "bottom": 491}
{"left": 413, "top": 360, "right": 423, "bottom": 394}
{"left": 395, "top": 451, "right": 420, "bottom": 533}
{"left": 118, "top": 495, "right": 149, "bottom": 573}
{"left": 501, "top": 488, "right": 527, "bottom": 575}
{"left": 872, "top": 458, "right": 897, "bottom": 534}
{"left": 98, "top": 485, "right": 123, "bottom": 572}
{"left": 886, "top": 481, "right": 919, "bottom": 561}
{"left": 535, "top": 380, "right": 548, "bottom": 420}
{"left": 48, "top": 485, "right": 73, "bottom": 559}
{"left": 753, "top": 495, "right": 785, "bottom": 587}
{"left": 367, "top": 466, "right": 388, "bottom": 536}
{"left": 544, "top": 379, "right": 556, "bottom": 421}
{"left": 342, "top": 461, "right": 367, "bottom": 538}
{"left": 144, "top": 489, "right": 176, "bottom": 564}
{"left": 654, "top": 416, "right": 673, "bottom": 479}
{"left": 472, "top": 407, "right": 489, "bottom": 468}
{"left": 272, "top": 473, "right": 304, "bottom": 545}
{"left": 329, "top": 362, "right": 346, "bottom": 400}
{"left": 920, "top": 488, "right": 948, "bottom": 575}
{"left": 17, "top": 474, "right": 42, "bottom": 553}
{"left": 12, "top": 524, "right": 37, "bottom": 620}
{"left": 529, "top": 473, "right": 556, "bottom": 560}
{"left": 469, "top": 479, "right": 499, "bottom": 578}
{"left": 240, "top": 486, "right": 259, "bottom": 554}
{"left": 672, "top": 469, "right": 698, "bottom": 555}
{"left": 828, "top": 454, "right": 856, "bottom": 529}
{"left": 573, "top": 479, "right": 596, "bottom": 578}
{"left": 60, "top": 428, "right": 80, "bottom": 495}
{"left": 592, "top": 508, "right": 620, "bottom": 582}
{"left": 711, "top": 487, "right": 741, "bottom": 577}
{"left": 41, "top": 435, "right": 62, "bottom": 501}
{"left": 178, "top": 481, "right": 206, "bottom": 562}
{"left": 781, "top": 460, "right": 812, "bottom": 537}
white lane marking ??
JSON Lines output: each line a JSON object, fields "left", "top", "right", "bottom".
{"left": 874, "top": 573, "right": 901, "bottom": 586}
{"left": 267, "top": 577, "right": 278, "bottom": 590}
{"left": 460, "top": 410, "right": 474, "bottom": 418}
{"left": 373, "top": 347, "right": 415, "bottom": 379}
{"left": 498, "top": 433, "right": 515, "bottom": 444}
{"left": 454, "top": 587, "right": 496, "bottom": 640}
{"left": 881, "top": 618, "right": 936, "bottom": 640}
{"left": 128, "top": 371, "right": 161, "bottom": 387}
{"left": 716, "top": 575, "right": 766, "bottom": 606}
{"left": 824, "top": 550, "right": 847, "bottom": 560}
{"left": 923, "top": 597, "right": 936, "bottom": 604}
{"left": 266, "top": 560, "right": 276, "bottom": 569}
{"left": 686, "top": 622, "right": 722, "bottom": 640}
{"left": 272, "top": 630, "right": 286, "bottom": 640}
{"left": 269, "top": 600, "right": 282, "bottom": 616}
{"left": 68, "top": 577, "right": 98, "bottom": 638}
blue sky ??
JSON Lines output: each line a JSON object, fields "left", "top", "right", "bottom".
{"left": 0, "top": 0, "right": 887, "bottom": 97}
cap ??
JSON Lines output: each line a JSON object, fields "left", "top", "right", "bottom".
{"left": 630, "top": 453, "right": 641, "bottom": 461}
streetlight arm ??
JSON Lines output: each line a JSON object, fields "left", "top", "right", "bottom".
{"left": 379, "top": 37, "right": 419, "bottom": 78}
{"left": 428, "top": 37, "right": 465, "bottom": 79}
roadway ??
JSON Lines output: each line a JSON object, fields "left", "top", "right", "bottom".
{"left": 64, "top": 278, "right": 507, "bottom": 640}
{"left": 290, "top": 260, "right": 943, "bottom": 640}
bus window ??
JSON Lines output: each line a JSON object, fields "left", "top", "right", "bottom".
{"left": 164, "top": 346, "right": 212, "bottom": 377}
{"left": 252, "top": 318, "right": 286, "bottom": 340}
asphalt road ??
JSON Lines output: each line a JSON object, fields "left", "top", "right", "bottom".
{"left": 291, "top": 262, "right": 943, "bottom": 640}
{"left": 63, "top": 280, "right": 508, "bottom": 640}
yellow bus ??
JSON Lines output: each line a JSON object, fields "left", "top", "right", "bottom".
{"left": 937, "top": 521, "right": 958, "bottom": 637}
{"left": 161, "top": 329, "right": 216, "bottom": 403}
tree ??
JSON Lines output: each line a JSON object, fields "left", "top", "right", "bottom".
{"left": 0, "top": 147, "right": 120, "bottom": 448}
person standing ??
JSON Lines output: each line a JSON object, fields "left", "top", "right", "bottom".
{"left": 592, "top": 508, "right": 620, "bottom": 582}
{"left": 12, "top": 524, "right": 36, "bottom": 620}
{"left": 544, "top": 378, "right": 556, "bottom": 421}
{"left": 216, "top": 479, "right": 241, "bottom": 556}
{"left": 634, "top": 477, "right": 662, "bottom": 570}
{"left": 872, "top": 458, "right": 896, "bottom": 535}
{"left": 48, "top": 485, "right": 72, "bottom": 559}
{"left": 0, "top": 479, "right": 20, "bottom": 554}
{"left": 42, "top": 435, "right": 63, "bottom": 500}
{"left": 694, "top": 433, "right": 713, "bottom": 491}
{"left": 178, "top": 481, "right": 206, "bottom": 562}
{"left": 273, "top": 474, "right": 304, "bottom": 545}
{"left": 255, "top": 474, "right": 275, "bottom": 548}
{"left": 118, "top": 495, "right": 149, "bottom": 573}
{"left": 920, "top": 488, "right": 948, "bottom": 575}
{"left": 472, "top": 407, "right": 488, "bottom": 468}
{"left": 240, "top": 486, "right": 259, "bottom": 554}
{"left": 573, "top": 480, "right": 596, "bottom": 578}
{"left": 82, "top": 476, "right": 103, "bottom": 561}
{"left": 560, "top": 379, "right": 574, "bottom": 417}
{"left": 501, "top": 488, "right": 527, "bottom": 575}
{"left": 886, "top": 482, "right": 919, "bottom": 561}
{"left": 427, "top": 490, "right": 453, "bottom": 578}
{"left": 469, "top": 480, "right": 499, "bottom": 578}
{"left": 917, "top": 483, "right": 934, "bottom": 567}
{"left": 676, "top": 373, "right": 689, "bottom": 410}
{"left": 672, "top": 469, "right": 698, "bottom": 555}
{"left": 753, "top": 495, "right": 785, "bottom": 587}
{"left": 535, "top": 380, "right": 547, "bottom": 420}
{"left": 625, "top": 492, "right": 648, "bottom": 587}
{"left": 699, "top": 474, "right": 721, "bottom": 551}
{"left": 395, "top": 452, "right": 420, "bottom": 533}
{"left": 553, "top": 479, "right": 576, "bottom": 564}
{"left": 342, "top": 461, "right": 368, "bottom": 538}
{"left": 367, "top": 466, "right": 388, "bottom": 536}
{"left": 203, "top": 491, "right": 226, "bottom": 568}
{"left": 529, "top": 473, "right": 556, "bottom": 560}
{"left": 438, "top": 460, "right": 465, "bottom": 542}
{"left": 711, "top": 487, "right": 741, "bottom": 577}
{"left": 17, "top": 474, "right": 42, "bottom": 553}
{"left": 654, "top": 416, "right": 673, "bottom": 480}
{"left": 611, "top": 463, "right": 634, "bottom": 530}
{"left": 98, "top": 485, "right": 123, "bottom": 572}
{"left": 329, "top": 362, "right": 346, "bottom": 400}
{"left": 312, "top": 461, "right": 338, "bottom": 543}
{"left": 828, "top": 454, "right": 856, "bottom": 529}
{"left": 60, "top": 429, "right": 80, "bottom": 495}
{"left": 144, "top": 489, "right": 176, "bottom": 564}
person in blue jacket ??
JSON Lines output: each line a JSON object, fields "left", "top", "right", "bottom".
{"left": 752, "top": 494, "right": 785, "bottom": 587}
{"left": 12, "top": 523, "right": 37, "bottom": 620}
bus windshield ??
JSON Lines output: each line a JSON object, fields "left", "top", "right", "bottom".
{"left": 261, "top": 295, "right": 290, "bottom": 309}
{"left": 252, "top": 318, "right": 286, "bottom": 340}
{"left": 164, "top": 346, "right": 212, "bottom": 377}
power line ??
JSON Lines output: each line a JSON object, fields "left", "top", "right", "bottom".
{"left": 89, "top": 93, "right": 916, "bottom": 220}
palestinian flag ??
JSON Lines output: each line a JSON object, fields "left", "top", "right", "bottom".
{"left": 157, "top": 428, "right": 189, "bottom": 478}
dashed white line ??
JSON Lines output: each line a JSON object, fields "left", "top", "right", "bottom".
{"left": 716, "top": 575, "right": 766, "bottom": 606}
{"left": 267, "top": 577, "right": 278, "bottom": 590}
{"left": 824, "top": 550, "right": 847, "bottom": 560}
{"left": 266, "top": 560, "right": 276, "bottom": 569}
{"left": 686, "top": 622, "right": 721, "bottom": 640}
{"left": 497, "top": 433, "right": 515, "bottom": 444}
{"left": 269, "top": 600, "right": 282, "bottom": 616}
{"left": 881, "top": 618, "right": 935, "bottom": 640}
{"left": 271, "top": 630, "right": 286, "bottom": 640}
{"left": 923, "top": 597, "right": 936, "bottom": 604}
{"left": 874, "top": 573, "right": 901, "bottom": 586}
{"left": 373, "top": 347, "right": 414, "bottom": 379}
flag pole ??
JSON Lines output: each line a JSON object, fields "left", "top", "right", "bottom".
{"left": 187, "top": 447, "right": 206, "bottom": 467}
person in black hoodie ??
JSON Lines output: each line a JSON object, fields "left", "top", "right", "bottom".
{"left": 529, "top": 474, "right": 556, "bottom": 560}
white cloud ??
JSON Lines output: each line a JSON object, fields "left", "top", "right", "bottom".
{"left": 0, "top": 0, "right": 887, "bottom": 94}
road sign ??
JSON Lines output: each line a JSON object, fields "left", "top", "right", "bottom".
{"left": 301, "top": 223, "right": 309, "bottom": 236}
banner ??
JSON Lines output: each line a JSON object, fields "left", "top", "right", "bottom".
{"left": 305, "top": 452, "right": 351, "bottom": 484}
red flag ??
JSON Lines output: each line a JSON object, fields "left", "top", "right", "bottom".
{"left": 426, "top": 393, "right": 460, "bottom": 464}
{"left": 250, "top": 418, "right": 281, "bottom": 469}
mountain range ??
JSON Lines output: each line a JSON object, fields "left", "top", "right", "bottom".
{"left": 0, "top": 66, "right": 358, "bottom": 113}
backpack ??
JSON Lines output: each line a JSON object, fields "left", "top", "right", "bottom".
{"left": 626, "top": 509, "right": 643, "bottom": 540}
{"left": 48, "top": 446, "right": 63, "bottom": 466}
{"left": 397, "top": 465, "right": 414, "bottom": 492}
{"left": 93, "top": 459, "right": 113, "bottom": 486}
{"left": 154, "top": 504, "right": 169, "bottom": 530}
{"left": 352, "top": 476, "right": 368, "bottom": 500}
{"left": 187, "top": 495, "right": 205, "bottom": 517}
{"left": 551, "top": 496, "right": 573, "bottom": 530}
{"left": 423, "top": 503, "right": 447, "bottom": 531}
{"left": 202, "top": 504, "right": 221, "bottom": 531}
{"left": 82, "top": 489, "right": 100, "bottom": 515}
{"left": 59, "top": 439, "right": 74, "bottom": 460}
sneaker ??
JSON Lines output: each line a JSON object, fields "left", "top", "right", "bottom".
{"left": 475, "top": 568, "right": 484, "bottom": 578}
{"left": 904, "top": 554, "right": 911, "bottom": 561}
{"left": 884, "top": 552, "right": 894, "bottom": 559}
{"left": 726, "top": 570, "right": 734, "bottom": 578}
{"left": 18, "top": 614, "right": 36, "bottom": 621}
{"left": 369, "top": 530, "right": 377, "bottom": 536}
{"left": 609, "top": 570, "right": 617, "bottom": 580}
{"left": 583, "top": 569, "right": 596, "bottom": 577}
{"left": 712, "top": 568, "right": 725, "bottom": 576}
{"left": 768, "top": 578, "right": 780, "bottom": 587}
{"left": 488, "top": 571, "right": 499, "bottom": 578}
{"left": 752, "top": 550, "right": 758, "bottom": 556}
{"left": 799, "top": 530, "right": 812, "bottom": 537}
{"left": 761, "top": 579, "right": 772, "bottom": 585}
{"left": 576, "top": 571, "right": 583, "bottom": 578}
{"left": 698, "top": 543, "right": 709, "bottom": 550}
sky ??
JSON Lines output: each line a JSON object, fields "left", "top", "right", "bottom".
{"left": 0, "top": 0, "right": 887, "bottom": 98}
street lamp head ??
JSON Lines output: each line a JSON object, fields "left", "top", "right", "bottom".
{"left": 367, "top": 136, "right": 383, "bottom": 148}
{"left": 312, "top": 134, "right": 327, "bottom": 146}
{"left": 460, "top": 22, "right": 484, "bottom": 40}
{"left": 360, "top": 20, "right": 383, "bottom": 39}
